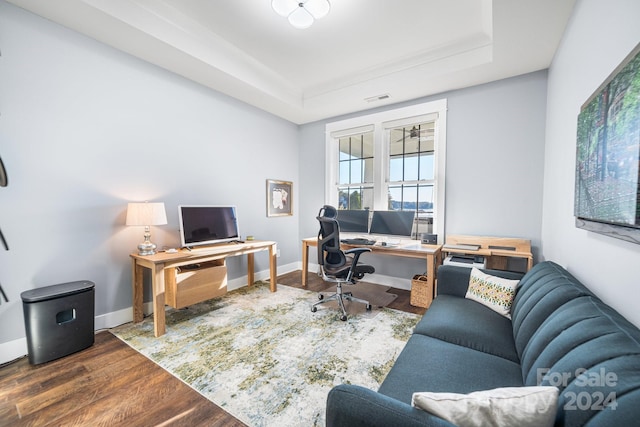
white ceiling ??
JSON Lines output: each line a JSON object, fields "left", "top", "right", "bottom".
{"left": 8, "top": 0, "right": 576, "bottom": 124}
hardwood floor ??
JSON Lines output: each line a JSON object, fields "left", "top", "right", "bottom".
{"left": 0, "top": 270, "right": 423, "bottom": 426}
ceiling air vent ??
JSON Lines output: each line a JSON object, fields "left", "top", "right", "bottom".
{"left": 364, "top": 94, "right": 390, "bottom": 103}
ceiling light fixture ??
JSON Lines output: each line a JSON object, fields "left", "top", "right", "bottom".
{"left": 272, "top": 0, "right": 331, "bottom": 29}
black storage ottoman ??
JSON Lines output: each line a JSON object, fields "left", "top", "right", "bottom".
{"left": 21, "top": 280, "right": 95, "bottom": 365}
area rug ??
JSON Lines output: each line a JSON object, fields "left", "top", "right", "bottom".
{"left": 111, "top": 282, "right": 419, "bottom": 427}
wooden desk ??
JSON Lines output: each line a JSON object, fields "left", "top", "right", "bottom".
{"left": 131, "top": 240, "right": 277, "bottom": 337}
{"left": 301, "top": 237, "right": 442, "bottom": 299}
{"left": 443, "top": 235, "right": 533, "bottom": 271}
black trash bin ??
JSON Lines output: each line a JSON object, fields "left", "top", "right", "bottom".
{"left": 21, "top": 281, "right": 95, "bottom": 365}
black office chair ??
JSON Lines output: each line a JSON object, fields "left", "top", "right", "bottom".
{"left": 311, "top": 205, "right": 375, "bottom": 321}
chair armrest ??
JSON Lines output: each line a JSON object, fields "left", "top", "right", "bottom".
{"left": 344, "top": 247, "right": 372, "bottom": 255}
{"left": 326, "top": 384, "right": 456, "bottom": 427}
{"left": 344, "top": 247, "right": 371, "bottom": 266}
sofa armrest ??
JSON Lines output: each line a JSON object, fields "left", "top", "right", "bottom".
{"left": 436, "top": 265, "right": 525, "bottom": 297}
{"left": 325, "top": 384, "right": 456, "bottom": 427}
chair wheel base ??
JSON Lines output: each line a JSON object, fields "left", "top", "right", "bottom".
{"left": 311, "top": 306, "right": 317, "bottom": 313}
{"left": 366, "top": 304, "right": 372, "bottom": 311}
{"left": 340, "top": 314, "right": 347, "bottom": 321}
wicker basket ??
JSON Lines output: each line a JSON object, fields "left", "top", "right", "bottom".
{"left": 410, "top": 274, "right": 433, "bottom": 308}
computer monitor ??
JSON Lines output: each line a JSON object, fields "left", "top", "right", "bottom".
{"left": 336, "top": 209, "right": 369, "bottom": 233}
{"left": 369, "top": 210, "right": 415, "bottom": 237}
{"left": 178, "top": 205, "right": 240, "bottom": 247}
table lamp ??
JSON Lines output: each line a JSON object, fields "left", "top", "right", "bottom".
{"left": 126, "top": 202, "right": 167, "bottom": 255}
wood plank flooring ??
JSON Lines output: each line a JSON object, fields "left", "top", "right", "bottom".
{"left": 0, "top": 270, "right": 423, "bottom": 426}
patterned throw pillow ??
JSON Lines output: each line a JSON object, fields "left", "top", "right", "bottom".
{"left": 465, "top": 267, "right": 520, "bottom": 318}
{"left": 412, "top": 386, "right": 559, "bottom": 427}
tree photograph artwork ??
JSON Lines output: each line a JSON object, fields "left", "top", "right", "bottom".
{"left": 575, "top": 43, "right": 640, "bottom": 230}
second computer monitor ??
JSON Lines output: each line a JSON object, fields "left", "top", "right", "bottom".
{"left": 336, "top": 209, "right": 370, "bottom": 233}
{"left": 369, "top": 210, "right": 415, "bottom": 237}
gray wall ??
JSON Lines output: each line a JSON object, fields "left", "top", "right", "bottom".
{"left": 0, "top": 2, "right": 299, "bottom": 346}
{"left": 541, "top": 0, "right": 640, "bottom": 327}
{"left": 299, "top": 71, "right": 548, "bottom": 278}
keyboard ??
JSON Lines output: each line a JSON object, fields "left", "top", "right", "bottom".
{"left": 341, "top": 238, "right": 377, "bottom": 246}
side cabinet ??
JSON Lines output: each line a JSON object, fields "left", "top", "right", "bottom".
{"left": 165, "top": 259, "right": 227, "bottom": 309}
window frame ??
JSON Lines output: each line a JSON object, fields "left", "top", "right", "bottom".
{"left": 325, "top": 99, "right": 447, "bottom": 240}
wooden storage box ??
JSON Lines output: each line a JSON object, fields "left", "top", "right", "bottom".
{"left": 410, "top": 274, "right": 433, "bottom": 308}
{"left": 166, "top": 259, "right": 227, "bottom": 309}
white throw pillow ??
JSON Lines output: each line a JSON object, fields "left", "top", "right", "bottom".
{"left": 465, "top": 267, "right": 519, "bottom": 318}
{"left": 412, "top": 386, "right": 559, "bottom": 427}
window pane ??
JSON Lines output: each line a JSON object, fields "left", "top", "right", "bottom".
{"left": 388, "top": 186, "right": 402, "bottom": 210}
{"left": 419, "top": 152, "right": 434, "bottom": 180}
{"left": 402, "top": 185, "right": 418, "bottom": 210}
{"left": 361, "top": 187, "right": 374, "bottom": 210}
{"left": 418, "top": 185, "right": 434, "bottom": 212}
{"left": 362, "top": 136, "right": 374, "bottom": 157}
{"left": 389, "top": 156, "right": 403, "bottom": 181}
{"left": 338, "top": 132, "right": 373, "bottom": 186}
{"left": 404, "top": 138, "right": 419, "bottom": 155}
{"left": 389, "top": 139, "right": 404, "bottom": 156}
{"left": 338, "top": 186, "right": 374, "bottom": 210}
{"left": 339, "top": 138, "right": 350, "bottom": 160}
{"left": 339, "top": 161, "right": 350, "bottom": 184}
{"left": 350, "top": 159, "right": 362, "bottom": 183}
{"left": 388, "top": 121, "right": 435, "bottom": 184}
{"left": 404, "top": 153, "right": 419, "bottom": 181}
{"left": 350, "top": 137, "right": 363, "bottom": 158}
{"left": 364, "top": 158, "right": 374, "bottom": 182}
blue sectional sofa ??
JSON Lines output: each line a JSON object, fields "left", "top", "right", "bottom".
{"left": 325, "top": 261, "right": 640, "bottom": 426}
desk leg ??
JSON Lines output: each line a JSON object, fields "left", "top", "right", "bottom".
{"left": 151, "top": 264, "right": 166, "bottom": 337}
{"left": 132, "top": 259, "right": 144, "bottom": 323}
{"left": 427, "top": 253, "right": 436, "bottom": 299}
{"left": 301, "top": 241, "right": 309, "bottom": 287}
{"left": 247, "top": 253, "right": 255, "bottom": 286}
{"left": 269, "top": 244, "right": 277, "bottom": 292}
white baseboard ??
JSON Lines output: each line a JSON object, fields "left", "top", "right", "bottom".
{"left": 0, "top": 263, "right": 301, "bottom": 365}
{"left": 1, "top": 337, "right": 28, "bottom": 365}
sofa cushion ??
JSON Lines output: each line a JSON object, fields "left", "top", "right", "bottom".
{"left": 414, "top": 295, "right": 519, "bottom": 363}
{"left": 465, "top": 267, "right": 519, "bottom": 318}
{"left": 412, "top": 386, "right": 559, "bottom": 427}
{"left": 378, "top": 334, "right": 524, "bottom": 405}
{"left": 511, "top": 261, "right": 597, "bottom": 361}
{"left": 518, "top": 294, "right": 640, "bottom": 426}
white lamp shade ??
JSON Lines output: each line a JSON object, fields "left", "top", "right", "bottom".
{"left": 126, "top": 202, "right": 167, "bottom": 226}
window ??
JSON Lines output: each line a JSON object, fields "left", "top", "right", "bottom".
{"left": 325, "top": 100, "right": 447, "bottom": 240}
{"left": 338, "top": 131, "right": 374, "bottom": 209}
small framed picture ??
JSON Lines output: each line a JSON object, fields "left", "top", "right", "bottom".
{"left": 266, "top": 179, "right": 293, "bottom": 217}
{"left": 0, "top": 156, "right": 7, "bottom": 187}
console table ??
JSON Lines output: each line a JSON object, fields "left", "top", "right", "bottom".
{"left": 443, "top": 234, "right": 533, "bottom": 271}
{"left": 131, "top": 240, "right": 277, "bottom": 337}
{"left": 301, "top": 237, "right": 442, "bottom": 305}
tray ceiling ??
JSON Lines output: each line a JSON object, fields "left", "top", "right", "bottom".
{"left": 7, "top": 0, "right": 576, "bottom": 124}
